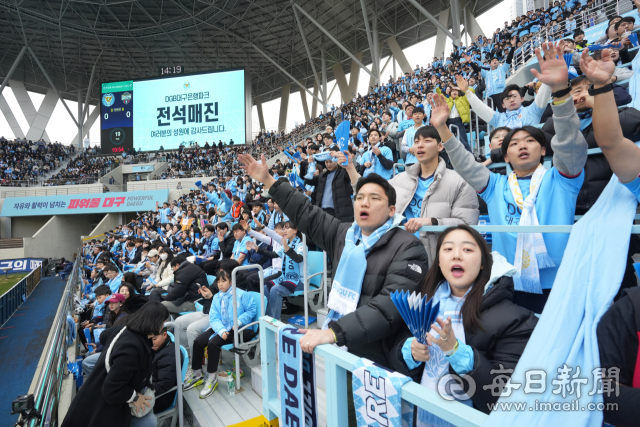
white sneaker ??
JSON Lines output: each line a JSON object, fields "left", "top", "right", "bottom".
{"left": 183, "top": 370, "right": 203, "bottom": 391}
{"left": 199, "top": 377, "right": 218, "bottom": 398}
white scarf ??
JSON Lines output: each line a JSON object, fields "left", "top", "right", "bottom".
{"left": 507, "top": 164, "right": 555, "bottom": 294}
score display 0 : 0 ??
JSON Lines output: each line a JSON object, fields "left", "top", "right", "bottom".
{"left": 160, "top": 66, "right": 183, "bottom": 75}
{"left": 103, "top": 111, "right": 130, "bottom": 120}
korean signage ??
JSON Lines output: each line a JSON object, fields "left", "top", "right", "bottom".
{"left": 0, "top": 258, "right": 45, "bottom": 273}
{"left": 0, "top": 190, "right": 169, "bottom": 217}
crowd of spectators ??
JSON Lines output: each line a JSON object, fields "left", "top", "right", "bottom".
{"left": 60, "top": 1, "right": 640, "bottom": 426}
{"left": 0, "top": 137, "right": 74, "bottom": 186}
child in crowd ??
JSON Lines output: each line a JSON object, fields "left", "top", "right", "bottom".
{"left": 183, "top": 270, "right": 257, "bottom": 399}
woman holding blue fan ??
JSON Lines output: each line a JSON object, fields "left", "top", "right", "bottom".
{"left": 394, "top": 224, "right": 537, "bottom": 425}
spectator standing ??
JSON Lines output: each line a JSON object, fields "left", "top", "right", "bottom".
{"left": 307, "top": 146, "right": 354, "bottom": 222}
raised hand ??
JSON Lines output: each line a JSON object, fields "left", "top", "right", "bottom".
{"left": 429, "top": 94, "right": 451, "bottom": 128}
{"left": 511, "top": 36, "right": 517, "bottom": 47}
{"left": 336, "top": 150, "right": 351, "bottom": 168}
{"left": 530, "top": 41, "right": 568, "bottom": 92}
{"left": 580, "top": 48, "right": 615, "bottom": 86}
{"left": 238, "top": 153, "right": 275, "bottom": 188}
{"left": 426, "top": 316, "right": 457, "bottom": 353}
{"left": 455, "top": 75, "right": 469, "bottom": 92}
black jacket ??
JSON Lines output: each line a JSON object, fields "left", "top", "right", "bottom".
{"left": 62, "top": 325, "right": 153, "bottom": 427}
{"left": 394, "top": 276, "right": 538, "bottom": 414}
{"left": 164, "top": 261, "right": 207, "bottom": 303}
{"left": 310, "top": 168, "right": 354, "bottom": 223}
{"left": 131, "top": 246, "right": 144, "bottom": 264}
{"left": 218, "top": 233, "right": 236, "bottom": 259}
{"left": 543, "top": 106, "right": 640, "bottom": 214}
{"left": 269, "top": 180, "right": 428, "bottom": 369}
{"left": 597, "top": 287, "right": 640, "bottom": 427}
{"left": 152, "top": 339, "right": 183, "bottom": 413}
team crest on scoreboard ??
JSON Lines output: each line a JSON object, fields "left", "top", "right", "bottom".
{"left": 121, "top": 92, "right": 132, "bottom": 105}
{"left": 102, "top": 93, "right": 115, "bottom": 107}
{"left": 184, "top": 82, "right": 190, "bottom": 89}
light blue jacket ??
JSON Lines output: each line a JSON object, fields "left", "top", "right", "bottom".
{"left": 209, "top": 288, "right": 257, "bottom": 336}
{"left": 205, "top": 190, "right": 232, "bottom": 222}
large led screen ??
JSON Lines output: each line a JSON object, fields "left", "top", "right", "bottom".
{"left": 101, "top": 68, "right": 249, "bottom": 154}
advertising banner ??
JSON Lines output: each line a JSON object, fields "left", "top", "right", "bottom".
{"left": 0, "top": 190, "right": 169, "bottom": 217}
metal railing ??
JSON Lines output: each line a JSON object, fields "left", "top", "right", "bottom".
{"left": 260, "top": 317, "right": 488, "bottom": 426}
{"left": 24, "top": 254, "right": 80, "bottom": 427}
{"left": 0, "top": 264, "right": 42, "bottom": 327}
{"left": 259, "top": 219, "right": 640, "bottom": 426}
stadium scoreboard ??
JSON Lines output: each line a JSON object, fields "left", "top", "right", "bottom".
{"left": 100, "top": 68, "right": 251, "bottom": 154}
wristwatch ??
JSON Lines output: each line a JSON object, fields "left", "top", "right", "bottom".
{"left": 431, "top": 218, "right": 439, "bottom": 226}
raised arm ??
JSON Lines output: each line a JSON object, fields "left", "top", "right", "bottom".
{"left": 581, "top": 48, "right": 640, "bottom": 183}
{"left": 456, "top": 75, "right": 496, "bottom": 124}
{"left": 238, "top": 153, "right": 342, "bottom": 257}
{"left": 532, "top": 42, "right": 587, "bottom": 176}
{"left": 430, "top": 93, "right": 491, "bottom": 192}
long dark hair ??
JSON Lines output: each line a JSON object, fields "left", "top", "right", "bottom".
{"left": 421, "top": 225, "right": 492, "bottom": 334}
{"left": 126, "top": 301, "right": 169, "bottom": 336}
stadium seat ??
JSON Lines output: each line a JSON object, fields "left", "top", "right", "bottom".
{"left": 289, "top": 251, "right": 326, "bottom": 312}
{"left": 207, "top": 275, "right": 216, "bottom": 286}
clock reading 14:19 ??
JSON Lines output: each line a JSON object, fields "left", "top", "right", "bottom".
{"left": 160, "top": 66, "right": 184, "bottom": 75}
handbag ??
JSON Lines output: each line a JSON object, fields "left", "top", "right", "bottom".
{"left": 104, "top": 326, "right": 156, "bottom": 417}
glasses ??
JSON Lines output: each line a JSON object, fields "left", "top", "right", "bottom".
{"left": 355, "top": 193, "right": 388, "bottom": 203}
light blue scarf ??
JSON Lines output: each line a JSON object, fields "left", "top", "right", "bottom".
{"left": 304, "top": 160, "right": 316, "bottom": 180}
{"left": 352, "top": 358, "right": 413, "bottom": 427}
{"left": 503, "top": 106, "right": 525, "bottom": 129}
{"left": 313, "top": 152, "right": 338, "bottom": 163}
{"left": 484, "top": 176, "right": 638, "bottom": 426}
{"left": 323, "top": 214, "right": 403, "bottom": 329}
{"left": 630, "top": 49, "right": 640, "bottom": 110}
{"left": 219, "top": 290, "right": 232, "bottom": 332}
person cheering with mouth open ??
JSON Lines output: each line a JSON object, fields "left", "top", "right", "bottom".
{"left": 431, "top": 42, "right": 588, "bottom": 314}
{"left": 237, "top": 153, "right": 428, "bottom": 369}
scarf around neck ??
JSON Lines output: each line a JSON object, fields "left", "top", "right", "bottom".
{"left": 323, "top": 214, "right": 403, "bottom": 329}
{"left": 507, "top": 164, "right": 555, "bottom": 294}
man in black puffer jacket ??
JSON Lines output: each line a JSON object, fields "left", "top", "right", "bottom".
{"left": 239, "top": 152, "right": 429, "bottom": 369}
{"left": 307, "top": 146, "right": 355, "bottom": 222}
{"left": 161, "top": 259, "right": 207, "bottom": 313}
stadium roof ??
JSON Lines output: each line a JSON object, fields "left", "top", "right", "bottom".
{"left": 0, "top": 0, "right": 501, "bottom": 106}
